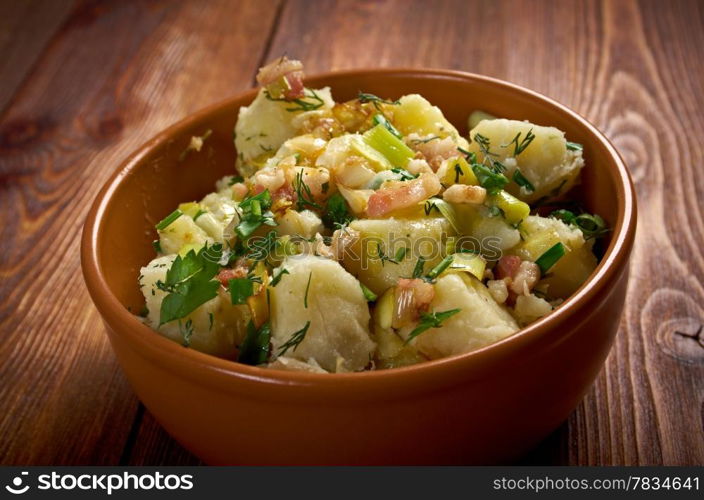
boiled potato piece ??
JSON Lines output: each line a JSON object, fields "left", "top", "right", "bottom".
{"left": 235, "top": 87, "right": 335, "bottom": 175}
{"left": 194, "top": 192, "right": 239, "bottom": 243}
{"left": 398, "top": 274, "right": 519, "bottom": 359}
{"left": 158, "top": 215, "right": 212, "bottom": 255}
{"left": 449, "top": 204, "right": 521, "bottom": 257}
{"left": 139, "top": 255, "right": 251, "bottom": 358}
{"left": 342, "top": 217, "right": 454, "bottom": 295}
{"left": 269, "top": 255, "right": 375, "bottom": 372}
{"left": 276, "top": 209, "right": 324, "bottom": 240}
{"left": 514, "top": 215, "right": 597, "bottom": 298}
{"left": 393, "top": 94, "right": 469, "bottom": 148}
{"left": 467, "top": 119, "right": 584, "bottom": 203}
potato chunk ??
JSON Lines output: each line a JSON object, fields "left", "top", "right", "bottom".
{"left": 466, "top": 119, "right": 584, "bottom": 203}
{"left": 341, "top": 217, "right": 454, "bottom": 295}
{"left": 269, "top": 255, "right": 375, "bottom": 372}
{"left": 392, "top": 94, "right": 468, "bottom": 148}
{"left": 235, "top": 87, "right": 335, "bottom": 175}
{"left": 139, "top": 255, "right": 251, "bottom": 358}
{"left": 398, "top": 274, "right": 519, "bottom": 359}
{"left": 158, "top": 215, "right": 212, "bottom": 255}
{"left": 514, "top": 215, "right": 597, "bottom": 298}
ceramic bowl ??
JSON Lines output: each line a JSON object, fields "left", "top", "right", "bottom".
{"left": 81, "top": 69, "right": 636, "bottom": 464}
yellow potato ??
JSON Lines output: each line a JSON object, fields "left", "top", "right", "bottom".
{"left": 393, "top": 94, "right": 467, "bottom": 148}
{"left": 139, "top": 255, "right": 250, "bottom": 358}
{"left": 158, "top": 214, "right": 212, "bottom": 255}
{"left": 466, "top": 118, "right": 584, "bottom": 203}
{"left": 514, "top": 215, "right": 597, "bottom": 298}
{"left": 398, "top": 274, "right": 518, "bottom": 359}
{"left": 269, "top": 255, "right": 375, "bottom": 372}
{"left": 342, "top": 217, "right": 454, "bottom": 295}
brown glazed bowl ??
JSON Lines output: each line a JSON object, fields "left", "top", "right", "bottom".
{"left": 81, "top": 69, "right": 636, "bottom": 465}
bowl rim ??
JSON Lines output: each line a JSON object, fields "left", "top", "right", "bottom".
{"left": 81, "top": 67, "right": 637, "bottom": 389}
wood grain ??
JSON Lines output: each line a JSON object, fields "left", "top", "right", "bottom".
{"left": 1, "top": 0, "right": 703, "bottom": 465}
{"left": 0, "top": 0, "right": 281, "bottom": 465}
{"left": 0, "top": 0, "right": 75, "bottom": 114}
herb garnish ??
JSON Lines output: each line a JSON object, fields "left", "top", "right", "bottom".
{"left": 228, "top": 175, "right": 245, "bottom": 186}
{"left": 512, "top": 168, "right": 535, "bottom": 193}
{"left": 179, "top": 319, "right": 194, "bottom": 347}
{"left": 390, "top": 167, "right": 419, "bottom": 181}
{"left": 360, "top": 283, "right": 377, "bottom": 302}
{"left": 156, "top": 244, "right": 223, "bottom": 325}
{"left": 294, "top": 170, "right": 322, "bottom": 211}
{"left": 156, "top": 209, "right": 183, "bottom": 231}
{"left": 506, "top": 128, "right": 536, "bottom": 156}
{"left": 278, "top": 321, "right": 311, "bottom": 356}
{"left": 304, "top": 272, "right": 313, "bottom": 308}
{"left": 323, "top": 192, "right": 354, "bottom": 229}
{"left": 264, "top": 88, "right": 324, "bottom": 112}
{"left": 228, "top": 277, "right": 255, "bottom": 305}
{"left": 425, "top": 255, "right": 453, "bottom": 280}
{"left": 374, "top": 243, "right": 408, "bottom": 266}
{"left": 238, "top": 320, "right": 271, "bottom": 365}
{"left": 566, "top": 141, "right": 583, "bottom": 151}
{"left": 357, "top": 92, "right": 400, "bottom": 110}
{"left": 405, "top": 309, "right": 461, "bottom": 345}
{"left": 235, "top": 190, "right": 277, "bottom": 240}
{"left": 270, "top": 267, "right": 289, "bottom": 287}
{"left": 535, "top": 242, "right": 566, "bottom": 274}
{"left": 412, "top": 257, "right": 426, "bottom": 278}
{"left": 550, "top": 209, "right": 609, "bottom": 240}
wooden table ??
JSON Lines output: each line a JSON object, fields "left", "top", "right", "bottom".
{"left": 1, "top": 0, "right": 702, "bottom": 466}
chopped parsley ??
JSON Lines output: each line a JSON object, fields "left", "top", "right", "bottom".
{"left": 405, "top": 309, "right": 461, "bottom": 345}
{"left": 228, "top": 278, "right": 255, "bottom": 305}
{"left": 323, "top": 192, "right": 354, "bottom": 229}
{"left": 156, "top": 244, "right": 223, "bottom": 325}
{"left": 238, "top": 320, "right": 272, "bottom": 365}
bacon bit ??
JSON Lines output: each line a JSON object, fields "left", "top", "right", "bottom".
{"left": 366, "top": 173, "right": 441, "bottom": 217}
{"left": 217, "top": 266, "right": 247, "bottom": 287}
{"left": 407, "top": 135, "right": 460, "bottom": 171}
{"left": 509, "top": 261, "right": 540, "bottom": 296}
{"left": 231, "top": 182, "right": 248, "bottom": 201}
{"left": 257, "top": 56, "right": 305, "bottom": 100}
{"left": 495, "top": 255, "right": 522, "bottom": 280}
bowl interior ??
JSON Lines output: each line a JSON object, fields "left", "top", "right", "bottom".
{"left": 94, "top": 70, "right": 625, "bottom": 337}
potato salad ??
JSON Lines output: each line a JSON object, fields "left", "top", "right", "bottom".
{"left": 138, "top": 57, "right": 608, "bottom": 373}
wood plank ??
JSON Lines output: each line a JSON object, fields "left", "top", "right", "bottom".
{"left": 0, "top": 0, "right": 280, "bottom": 465}
{"left": 0, "top": 0, "right": 75, "bottom": 114}
{"left": 264, "top": 0, "right": 704, "bottom": 464}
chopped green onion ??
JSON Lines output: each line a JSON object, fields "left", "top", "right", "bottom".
{"left": 566, "top": 141, "right": 583, "bottom": 151}
{"left": 535, "top": 242, "right": 566, "bottom": 274}
{"left": 394, "top": 247, "right": 409, "bottom": 262}
{"left": 512, "top": 168, "right": 535, "bottom": 193}
{"left": 304, "top": 272, "right": 312, "bottom": 308}
{"left": 412, "top": 257, "right": 426, "bottom": 279}
{"left": 471, "top": 163, "right": 509, "bottom": 195}
{"left": 575, "top": 213, "right": 609, "bottom": 239}
{"left": 363, "top": 123, "right": 414, "bottom": 167}
{"left": 156, "top": 209, "right": 183, "bottom": 231}
{"left": 152, "top": 239, "right": 162, "bottom": 253}
{"left": 360, "top": 283, "right": 377, "bottom": 302}
{"left": 426, "top": 255, "right": 454, "bottom": 280}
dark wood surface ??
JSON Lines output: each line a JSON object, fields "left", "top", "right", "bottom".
{"left": 1, "top": 0, "right": 702, "bottom": 466}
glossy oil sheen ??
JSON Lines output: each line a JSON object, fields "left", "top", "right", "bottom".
{"left": 81, "top": 69, "right": 637, "bottom": 465}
